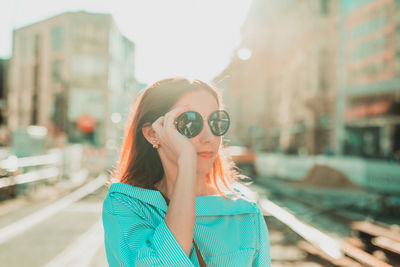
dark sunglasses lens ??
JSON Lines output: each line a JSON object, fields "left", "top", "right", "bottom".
{"left": 175, "top": 111, "right": 203, "bottom": 138}
{"left": 208, "top": 110, "right": 230, "bottom": 136}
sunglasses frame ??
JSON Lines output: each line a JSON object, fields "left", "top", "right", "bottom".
{"left": 174, "top": 110, "right": 230, "bottom": 138}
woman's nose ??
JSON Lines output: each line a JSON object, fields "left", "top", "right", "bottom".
{"left": 198, "top": 122, "right": 214, "bottom": 143}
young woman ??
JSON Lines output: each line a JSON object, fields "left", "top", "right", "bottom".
{"left": 102, "top": 78, "right": 271, "bottom": 266}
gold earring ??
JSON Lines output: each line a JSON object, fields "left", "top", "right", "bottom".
{"left": 151, "top": 139, "right": 159, "bottom": 149}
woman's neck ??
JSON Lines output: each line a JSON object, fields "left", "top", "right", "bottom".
{"left": 155, "top": 174, "right": 218, "bottom": 198}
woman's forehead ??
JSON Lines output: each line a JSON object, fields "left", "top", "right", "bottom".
{"left": 173, "top": 90, "right": 219, "bottom": 111}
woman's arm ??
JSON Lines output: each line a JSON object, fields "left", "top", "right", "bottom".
{"left": 149, "top": 107, "right": 199, "bottom": 257}
{"left": 164, "top": 153, "right": 197, "bottom": 256}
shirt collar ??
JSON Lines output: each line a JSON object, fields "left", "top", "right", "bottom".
{"left": 108, "top": 182, "right": 258, "bottom": 216}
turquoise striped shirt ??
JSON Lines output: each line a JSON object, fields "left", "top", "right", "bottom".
{"left": 102, "top": 182, "right": 271, "bottom": 266}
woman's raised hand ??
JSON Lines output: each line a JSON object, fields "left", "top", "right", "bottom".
{"left": 152, "top": 106, "right": 197, "bottom": 161}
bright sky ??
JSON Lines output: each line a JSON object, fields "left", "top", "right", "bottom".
{"left": 0, "top": 0, "right": 252, "bottom": 84}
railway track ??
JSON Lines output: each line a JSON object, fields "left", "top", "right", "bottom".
{"left": 250, "top": 179, "right": 400, "bottom": 267}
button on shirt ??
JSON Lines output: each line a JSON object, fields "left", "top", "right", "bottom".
{"left": 102, "top": 182, "right": 272, "bottom": 267}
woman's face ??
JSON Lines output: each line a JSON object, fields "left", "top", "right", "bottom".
{"left": 171, "top": 89, "right": 222, "bottom": 175}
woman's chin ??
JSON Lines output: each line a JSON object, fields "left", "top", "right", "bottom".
{"left": 196, "top": 165, "right": 213, "bottom": 176}
{"left": 196, "top": 157, "right": 215, "bottom": 175}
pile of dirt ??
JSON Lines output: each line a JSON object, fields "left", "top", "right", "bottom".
{"left": 302, "top": 164, "right": 360, "bottom": 189}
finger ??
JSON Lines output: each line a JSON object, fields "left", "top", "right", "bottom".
{"left": 165, "top": 106, "right": 188, "bottom": 130}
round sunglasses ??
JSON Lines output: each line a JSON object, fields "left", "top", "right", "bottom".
{"left": 174, "top": 110, "right": 230, "bottom": 138}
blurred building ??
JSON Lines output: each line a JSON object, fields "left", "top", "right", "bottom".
{"left": 336, "top": 0, "right": 400, "bottom": 159}
{"left": 8, "top": 11, "right": 137, "bottom": 148}
{"left": 215, "top": 0, "right": 338, "bottom": 155}
{"left": 0, "top": 59, "right": 9, "bottom": 144}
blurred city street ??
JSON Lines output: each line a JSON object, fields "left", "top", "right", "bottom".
{"left": 1, "top": 0, "right": 400, "bottom": 266}
{"left": 0, "top": 173, "right": 108, "bottom": 267}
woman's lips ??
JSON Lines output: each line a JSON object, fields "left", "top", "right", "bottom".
{"left": 197, "top": 152, "right": 214, "bottom": 158}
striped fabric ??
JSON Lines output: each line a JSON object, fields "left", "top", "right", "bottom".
{"left": 102, "top": 182, "right": 272, "bottom": 267}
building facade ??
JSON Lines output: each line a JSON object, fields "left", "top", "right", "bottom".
{"left": 215, "top": 0, "right": 338, "bottom": 155}
{"left": 0, "top": 59, "right": 9, "bottom": 145}
{"left": 8, "top": 11, "right": 137, "bottom": 148}
{"left": 336, "top": 0, "right": 400, "bottom": 159}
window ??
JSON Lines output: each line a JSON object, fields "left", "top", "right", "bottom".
{"left": 20, "top": 35, "right": 27, "bottom": 58}
{"left": 318, "top": 49, "right": 328, "bottom": 91}
{"left": 34, "top": 34, "right": 40, "bottom": 57}
{"left": 51, "top": 26, "right": 64, "bottom": 51}
{"left": 320, "top": 0, "right": 329, "bottom": 15}
{"left": 71, "top": 55, "right": 106, "bottom": 77}
{"left": 52, "top": 60, "right": 62, "bottom": 83}
{"left": 395, "top": 51, "right": 400, "bottom": 77}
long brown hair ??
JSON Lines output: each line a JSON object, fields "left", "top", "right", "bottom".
{"left": 109, "top": 78, "right": 248, "bottom": 199}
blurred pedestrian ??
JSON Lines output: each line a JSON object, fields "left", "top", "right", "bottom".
{"left": 102, "top": 78, "right": 271, "bottom": 266}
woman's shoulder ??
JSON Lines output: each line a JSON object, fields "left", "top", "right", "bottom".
{"left": 104, "top": 182, "right": 168, "bottom": 213}
{"left": 106, "top": 182, "right": 159, "bottom": 198}
{"left": 103, "top": 183, "right": 140, "bottom": 213}
{"left": 230, "top": 182, "right": 259, "bottom": 203}
{"left": 230, "top": 183, "right": 265, "bottom": 215}
{"left": 192, "top": 185, "right": 260, "bottom": 216}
